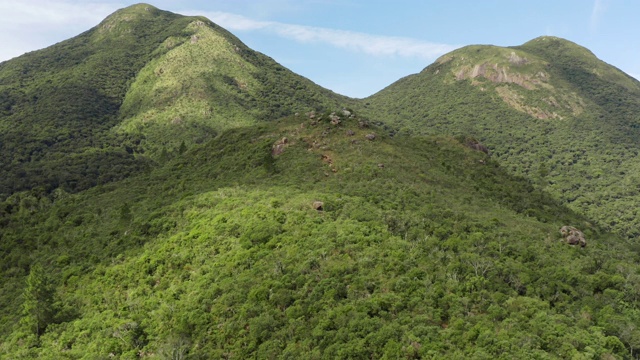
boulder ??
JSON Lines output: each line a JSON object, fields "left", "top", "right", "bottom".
{"left": 312, "top": 201, "right": 324, "bottom": 211}
{"left": 271, "top": 137, "right": 288, "bottom": 156}
{"left": 329, "top": 113, "right": 341, "bottom": 125}
{"left": 560, "top": 226, "right": 586, "bottom": 247}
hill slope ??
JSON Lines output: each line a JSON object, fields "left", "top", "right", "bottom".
{"left": 0, "top": 3, "right": 345, "bottom": 200}
{"left": 2, "top": 6, "right": 640, "bottom": 359}
{"left": 2, "top": 111, "right": 639, "bottom": 358}
{"left": 362, "top": 36, "right": 640, "bottom": 239}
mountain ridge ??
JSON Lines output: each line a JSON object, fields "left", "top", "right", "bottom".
{"left": 361, "top": 35, "right": 640, "bottom": 239}
{"left": 0, "top": 3, "right": 346, "bottom": 199}
{"left": 2, "top": 5, "right": 640, "bottom": 358}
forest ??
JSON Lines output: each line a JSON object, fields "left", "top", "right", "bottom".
{"left": 2, "top": 4, "right": 640, "bottom": 359}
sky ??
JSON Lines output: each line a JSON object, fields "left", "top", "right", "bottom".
{"left": 0, "top": 0, "right": 638, "bottom": 98}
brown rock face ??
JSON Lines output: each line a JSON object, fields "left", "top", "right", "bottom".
{"left": 456, "top": 62, "right": 541, "bottom": 90}
{"left": 272, "top": 137, "right": 289, "bottom": 156}
{"left": 560, "top": 226, "right": 586, "bottom": 247}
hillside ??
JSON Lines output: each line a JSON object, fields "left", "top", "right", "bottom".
{"left": 0, "top": 3, "right": 345, "bottom": 200}
{"left": 361, "top": 36, "right": 640, "bottom": 239}
{"left": 3, "top": 110, "right": 639, "bottom": 358}
{"left": 2, "top": 4, "right": 640, "bottom": 359}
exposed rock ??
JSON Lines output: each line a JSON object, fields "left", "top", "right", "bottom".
{"left": 560, "top": 226, "right": 586, "bottom": 247}
{"left": 312, "top": 201, "right": 324, "bottom": 211}
{"left": 377, "top": 163, "right": 385, "bottom": 168}
{"left": 272, "top": 137, "right": 289, "bottom": 156}
{"left": 341, "top": 109, "right": 352, "bottom": 117}
{"left": 346, "top": 130, "right": 355, "bottom": 136}
{"left": 509, "top": 52, "right": 528, "bottom": 65}
{"left": 190, "top": 35, "right": 199, "bottom": 44}
{"left": 456, "top": 62, "right": 541, "bottom": 90}
{"left": 495, "top": 86, "right": 563, "bottom": 120}
{"left": 329, "top": 113, "right": 341, "bottom": 125}
{"left": 358, "top": 121, "right": 369, "bottom": 128}
{"left": 365, "top": 133, "right": 376, "bottom": 141}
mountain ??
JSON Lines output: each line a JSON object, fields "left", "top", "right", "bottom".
{"left": 2, "top": 5, "right": 640, "bottom": 359}
{"left": 3, "top": 109, "right": 638, "bottom": 359}
{"left": 0, "top": 3, "right": 345, "bottom": 200}
{"left": 361, "top": 36, "right": 640, "bottom": 239}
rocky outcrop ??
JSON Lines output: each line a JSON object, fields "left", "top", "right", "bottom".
{"left": 272, "top": 137, "right": 288, "bottom": 156}
{"left": 560, "top": 226, "right": 586, "bottom": 247}
{"left": 329, "top": 113, "right": 341, "bottom": 125}
{"left": 455, "top": 62, "right": 543, "bottom": 90}
{"left": 508, "top": 52, "right": 528, "bottom": 65}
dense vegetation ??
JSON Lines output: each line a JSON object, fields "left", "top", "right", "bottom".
{"left": 2, "top": 4, "right": 640, "bottom": 359}
{"left": 360, "top": 37, "right": 640, "bottom": 240}
{"left": 3, "top": 112, "right": 640, "bottom": 358}
{"left": 0, "top": 4, "right": 344, "bottom": 200}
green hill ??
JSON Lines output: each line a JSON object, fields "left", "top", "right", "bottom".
{"left": 3, "top": 110, "right": 639, "bottom": 359}
{"left": 361, "top": 36, "right": 640, "bottom": 239}
{"left": 0, "top": 3, "right": 345, "bottom": 200}
{"left": 2, "top": 5, "right": 640, "bottom": 359}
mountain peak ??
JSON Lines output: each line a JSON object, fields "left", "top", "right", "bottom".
{"left": 516, "top": 35, "right": 639, "bottom": 90}
{"left": 110, "top": 3, "right": 160, "bottom": 16}
{"left": 517, "top": 36, "right": 597, "bottom": 59}
{"left": 97, "top": 3, "right": 173, "bottom": 35}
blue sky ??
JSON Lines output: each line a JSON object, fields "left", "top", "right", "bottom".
{"left": 0, "top": 0, "right": 638, "bottom": 98}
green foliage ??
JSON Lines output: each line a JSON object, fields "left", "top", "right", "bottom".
{"left": 0, "top": 3, "right": 346, "bottom": 201}
{"left": 1, "top": 112, "right": 638, "bottom": 358}
{"left": 360, "top": 36, "right": 640, "bottom": 240}
{"left": 21, "top": 263, "right": 55, "bottom": 337}
{"left": 2, "top": 5, "right": 640, "bottom": 358}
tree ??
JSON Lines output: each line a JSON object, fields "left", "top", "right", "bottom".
{"left": 21, "top": 263, "right": 55, "bottom": 337}
{"left": 178, "top": 141, "right": 187, "bottom": 155}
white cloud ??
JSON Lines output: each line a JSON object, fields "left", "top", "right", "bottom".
{"left": 0, "top": 2, "right": 457, "bottom": 64}
{"left": 0, "top": 1, "right": 118, "bottom": 26}
{"left": 0, "top": 0, "right": 121, "bottom": 61}
{"left": 590, "top": 0, "right": 611, "bottom": 32}
{"left": 192, "top": 10, "right": 458, "bottom": 60}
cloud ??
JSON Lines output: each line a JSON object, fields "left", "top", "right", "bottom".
{"left": 0, "top": 2, "right": 457, "bottom": 63}
{"left": 590, "top": 0, "right": 611, "bottom": 32}
{"left": 192, "top": 10, "right": 458, "bottom": 60}
{"left": 0, "top": 1, "right": 118, "bottom": 26}
{"left": 0, "top": 0, "right": 121, "bottom": 61}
